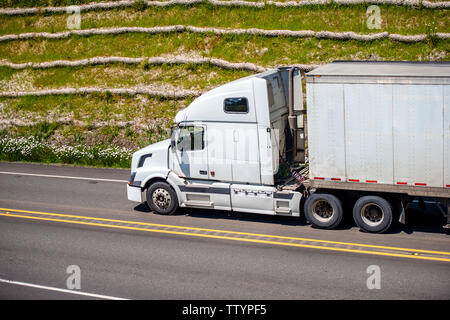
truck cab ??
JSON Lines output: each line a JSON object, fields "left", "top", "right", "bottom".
{"left": 127, "top": 67, "right": 306, "bottom": 216}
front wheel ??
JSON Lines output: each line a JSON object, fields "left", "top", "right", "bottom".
{"left": 352, "top": 195, "right": 393, "bottom": 233}
{"left": 304, "top": 193, "right": 343, "bottom": 229}
{"left": 146, "top": 181, "right": 178, "bottom": 215}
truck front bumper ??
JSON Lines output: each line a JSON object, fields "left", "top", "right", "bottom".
{"left": 127, "top": 184, "right": 143, "bottom": 202}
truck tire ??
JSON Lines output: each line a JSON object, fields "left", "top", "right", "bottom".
{"left": 146, "top": 181, "right": 178, "bottom": 215}
{"left": 352, "top": 195, "right": 392, "bottom": 233}
{"left": 305, "top": 193, "right": 343, "bottom": 229}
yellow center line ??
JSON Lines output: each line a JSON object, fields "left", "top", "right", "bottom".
{"left": 1, "top": 207, "right": 448, "bottom": 256}
{"left": 0, "top": 208, "right": 449, "bottom": 263}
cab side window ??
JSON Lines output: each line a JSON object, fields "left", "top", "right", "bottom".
{"left": 177, "top": 126, "right": 205, "bottom": 151}
{"left": 224, "top": 97, "right": 248, "bottom": 113}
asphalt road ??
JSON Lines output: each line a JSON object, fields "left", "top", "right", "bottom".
{"left": 0, "top": 161, "right": 449, "bottom": 300}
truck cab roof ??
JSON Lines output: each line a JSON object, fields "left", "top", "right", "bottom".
{"left": 174, "top": 69, "right": 281, "bottom": 125}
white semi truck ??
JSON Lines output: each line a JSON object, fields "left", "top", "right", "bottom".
{"left": 127, "top": 61, "right": 450, "bottom": 233}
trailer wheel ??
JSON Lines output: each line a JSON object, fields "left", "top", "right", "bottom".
{"left": 146, "top": 181, "right": 178, "bottom": 215}
{"left": 352, "top": 195, "right": 392, "bottom": 233}
{"left": 305, "top": 193, "right": 343, "bottom": 229}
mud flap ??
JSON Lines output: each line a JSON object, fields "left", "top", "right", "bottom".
{"left": 398, "top": 200, "right": 406, "bottom": 225}
{"left": 437, "top": 199, "right": 450, "bottom": 229}
{"left": 397, "top": 197, "right": 410, "bottom": 225}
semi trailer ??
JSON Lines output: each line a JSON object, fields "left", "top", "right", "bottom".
{"left": 127, "top": 61, "right": 450, "bottom": 233}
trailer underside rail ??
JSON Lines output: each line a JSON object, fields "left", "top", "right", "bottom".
{"left": 309, "top": 180, "right": 450, "bottom": 198}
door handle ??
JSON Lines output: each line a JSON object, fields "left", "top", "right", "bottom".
{"left": 199, "top": 170, "right": 207, "bottom": 175}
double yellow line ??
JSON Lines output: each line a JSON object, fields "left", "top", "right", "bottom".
{"left": 1, "top": 207, "right": 449, "bottom": 262}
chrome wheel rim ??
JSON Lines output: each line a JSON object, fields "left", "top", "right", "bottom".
{"left": 361, "top": 203, "right": 383, "bottom": 227}
{"left": 152, "top": 188, "right": 171, "bottom": 210}
{"left": 312, "top": 199, "right": 334, "bottom": 223}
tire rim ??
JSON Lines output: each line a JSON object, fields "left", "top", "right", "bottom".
{"left": 361, "top": 203, "right": 383, "bottom": 227}
{"left": 152, "top": 188, "right": 171, "bottom": 210}
{"left": 311, "top": 199, "right": 334, "bottom": 223}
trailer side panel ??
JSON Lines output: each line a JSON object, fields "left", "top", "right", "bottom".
{"left": 307, "top": 83, "right": 346, "bottom": 181}
{"left": 393, "top": 84, "right": 444, "bottom": 188}
{"left": 343, "top": 83, "right": 394, "bottom": 185}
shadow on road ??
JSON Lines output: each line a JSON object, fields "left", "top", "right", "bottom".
{"left": 133, "top": 200, "right": 449, "bottom": 235}
{"left": 389, "top": 202, "right": 449, "bottom": 235}
{"left": 133, "top": 201, "right": 308, "bottom": 226}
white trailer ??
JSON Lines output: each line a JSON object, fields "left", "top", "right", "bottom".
{"left": 127, "top": 61, "right": 450, "bottom": 233}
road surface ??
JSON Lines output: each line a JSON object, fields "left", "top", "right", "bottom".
{"left": 0, "top": 161, "right": 449, "bottom": 301}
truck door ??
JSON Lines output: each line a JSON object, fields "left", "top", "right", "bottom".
{"left": 230, "top": 123, "right": 261, "bottom": 184}
{"left": 172, "top": 123, "right": 209, "bottom": 180}
{"left": 171, "top": 123, "right": 232, "bottom": 210}
{"left": 206, "top": 123, "right": 233, "bottom": 182}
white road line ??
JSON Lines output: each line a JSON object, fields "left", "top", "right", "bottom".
{"left": 0, "top": 278, "right": 129, "bottom": 300}
{"left": 0, "top": 171, "right": 128, "bottom": 183}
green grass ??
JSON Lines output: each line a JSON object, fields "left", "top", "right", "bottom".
{"left": 0, "top": 5, "right": 447, "bottom": 35}
{"left": 0, "top": 63, "right": 253, "bottom": 92}
{"left": 0, "top": 93, "right": 184, "bottom": 152}
{"left": 0, "top": 0, "right": 120, "bottom": 7}
{"left": 0, "top": 93, "right": 186, "bottom": 125}
{"left": 1, "top": 33, "right": 448, "bottom": 66}
{"left": 0, "top": 135, "right": 133, "bottom": 168}
{"left": 0, "top": 0, "right": 447, "bottom": 6}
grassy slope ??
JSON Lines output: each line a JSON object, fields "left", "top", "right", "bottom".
{"left": 1, "top": 5, "right": 448, "bottom": 35}
{"left": 0, "top": 3, "right": 448, "bottom": 167}
{"left": 0, "top": 0, "right": 120, "bottom": 7}
{"left": 0, "top": 64, "right": 252, "bottom": 92}
{"left": 0, "top": 0, "right": 447, "bottom": 6}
